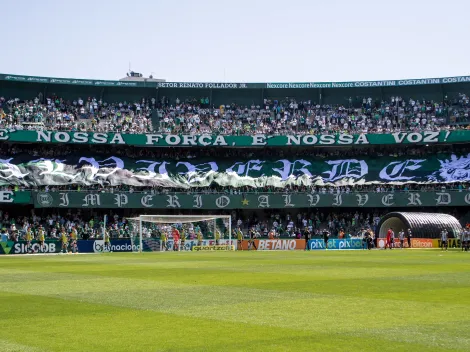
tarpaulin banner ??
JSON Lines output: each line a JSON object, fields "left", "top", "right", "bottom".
{"left": 4, "top": 151, "right": 470, "bottom": 188}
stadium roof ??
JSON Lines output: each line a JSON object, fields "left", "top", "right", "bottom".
{"left": 2, "top": 72, "right": 470, "bottom": 89}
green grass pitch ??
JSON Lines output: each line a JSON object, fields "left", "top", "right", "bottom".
{"left": 0, "top": 250, "right": 469, "bottom": 352}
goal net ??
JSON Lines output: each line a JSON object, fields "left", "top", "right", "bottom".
{"left": 126, "top": 215, "right": 233, "bottom": 253}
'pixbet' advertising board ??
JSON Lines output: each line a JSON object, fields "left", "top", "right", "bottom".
{"left": 308, "top": 239, "right": 364, "bottom": 250}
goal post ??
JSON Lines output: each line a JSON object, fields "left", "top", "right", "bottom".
{"left": 126, "top": 215, "right": 232, "bottom": 253}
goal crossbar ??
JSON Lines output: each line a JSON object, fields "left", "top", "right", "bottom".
{"left": 127, "top": 215, "right": 231, "bottom": 224}
{"left": 126, "top": 215, "right": 232, "bottom": 253}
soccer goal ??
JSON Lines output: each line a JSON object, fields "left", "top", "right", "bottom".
{"left": 126, "top": 215, "right": 233, "bottom": 253}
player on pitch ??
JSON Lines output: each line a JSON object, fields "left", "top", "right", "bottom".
{"left": 70, "top": 227, "right": 78, "bottom": 253}
{"left": 25, "top": 226, "right": 33, "bottom": 254}
{"left": 172, "top": 226, "right": 180, "bottom": 251}
{"left": 60, "top": 228, "right": 68, "bottom": 254}
{"left": 37, "top": 225, "right": 46, "bottom": 253}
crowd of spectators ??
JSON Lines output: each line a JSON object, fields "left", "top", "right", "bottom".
{"left": 0, "top": 95, "right": 153, "bottom": 133}
{"left": 2, "top": 92, "right": 470, "bottom": 135}
{"left": 1, "top": 208, "right": 464, "bottom": 243}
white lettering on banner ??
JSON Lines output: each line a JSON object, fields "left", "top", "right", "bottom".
{"left": 308, "top": 194, "right": 320, "bottom": 206}
{"left": 79, "top": 157, "right": 124, "bottom": 180}
{"left": 133, "top": 160, "right": 169, "bottom": 180}
{"left": 423, "top": 132, "right": 440, "bottom": 143}
{"left": 286, "top": 135, "right": 301, "bottom": 145}
{"left": 54, "top": 132, "right": 70, "bottom": 143}
{"left": 212, "top": 136, "right": 228, "bottom": 146}
{"left": 165, "top": 135, "right": 181, "bottom": 145}
{"left": 258, "top": 195, "right": 270, "bottom": 208}
{"left": 31, "top": 158, "right": 79, "bottom": 181}
{"left": 465, "top": 194, "right": 470, "bottom": 205}
{"left": 0, "top": 158, "right": 29, "bottom": 180}
{"left": 272, "top": 159, "right": 313, "bottom": 180}
{"left": 114, "top": 194, "right": 128, "bottom": 207}
{"left": 166, "top": 195, "right": 181, "bottom": 208}
{"left": 355, "top": 134, "right": 370, "bottom": 144}
{"left": 382, "top": 194, "right": 394, "bottom": 206}
{"left": 177, "top": 162, "right": 218, "bottom": 183}
{"left": 182, "top": 135, "right": 197, "bottom": 146}
{"left": 227, "top": 160, "right": 264, "bottom": 177}
{"left": 252, "top": 135, "right": 267, "bottom": 146}
{"left": 379, "top": 160, "right": 425, "bottom": 181}
{"left": 408, "top": 193, "right": 422, "bottom": 206}
{"left": 356, "top": 194, "right": 369, "bottom": 206}
{"left": 332, "top": 194, "right": 342, "bottom": 206}
{"left": 59, "top": 193, "right": 69, "bottom": 207}
{"left": 215, "top": 196, "right": 230, "bottom": 208}
{"left": 319, "top": 135, "right": 335, "bottom": 145}
{"left": 338, "top": 134, "right": 354, "bottom": 144}
{"left": 193, "top": 195, "right": 203, "bottom": 208}
{"left": 37, "top": 131, "right": 53, "bottom": 142}
{"left": 198, "top": 135, "right": 212, "bottom": 146}
{"left": 283, "top": 195, "right": 295, "bottom": 207}
{"left": 258, "top": 240, "right": 298, "bottom": 250}
{"left": 72, "top": 132, "right": 88, "bottom": 143}
{"left": 323, "top": 159, "right": 367, "bottom": 182}
{"left": 0, "top": 191, "right": 13, "bottom": 203}
{"left": 91, "top": 133, "right": 107, "bottom": 144}
{"left": 0, "top": 129, "right": 10, "bottom": 140}
{"left": 145, "top": 134, "right": 163, "bottom": 145}
{"left": 83, "top": 194, "right": 100, "bottom": 207}
{"left": 110, "top": 133, "right": 125, "bottom": 144}
{"left": 435, "top": 192, "right": 451, "bottom": 205}
{"left": 141, "top": 195, "right": 154, "bottom": 207}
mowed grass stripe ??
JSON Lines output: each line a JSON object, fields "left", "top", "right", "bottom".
{"left": 0, "top": 251, "right": 469, "bottom": 351}
{"left": 0, "top": 292, "right": 466, "bottom": 352}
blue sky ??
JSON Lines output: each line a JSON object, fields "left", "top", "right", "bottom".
{"left": 1, "top": 0, "right": 468, "bottom": 82}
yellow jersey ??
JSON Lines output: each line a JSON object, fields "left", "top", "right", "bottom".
{"left": 38, "top": 230, "right": 45, "bottom": 241}
{"left": 197, "top": 233, "right": 202, "bottom": 242}
{"left": 61, "top": 233, "right": 67, "bottom": 243}
{"left": 25, "top": 232, "right": 32, "bottom": 241}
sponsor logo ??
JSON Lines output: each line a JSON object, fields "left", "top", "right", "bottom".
{"left": 0, "top": 241, "right": 13, "bottom": 254}
{"left": 36, "top": 193, "right": 54, "bottom": 207}
{"left": 192, "top": 245, "right": 234, "bottom": 251}
{"left": 309, "top": 240, "right": 325, "bottom": 250}
{"left": 257, "top": 239, "right": 305, "bottom": 250}
{"left": 411, "top": 238, "right": 433, "bottom": 248}
{"left": 93, "top": 240, "right": 139, "bottom": 253}
{"left": 13, "top": 242, "right": 56, "bottom": 254}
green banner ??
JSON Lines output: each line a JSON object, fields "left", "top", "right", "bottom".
{"left": 1, "top": 153, "right": 469, "bottom": 187}
{"left": 32, "top": 191, "right": 470, "bottom": 209}
{"left": 1, "top": 130, "right": 468, "bottom": 147}
{"left": 2, "top": 72, "right": 470, "bottom": 89}
{"left": 0, "top": 191, "right": 31, "bottom": 204}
